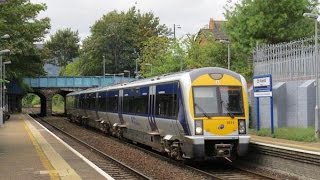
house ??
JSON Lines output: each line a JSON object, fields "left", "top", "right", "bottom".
{"left": 197, "top": 18, "right": 229, "bottom": 45}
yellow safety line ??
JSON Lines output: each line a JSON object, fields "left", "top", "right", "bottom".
{"left": 23, "top": 118, "right": 60, "bottom": 180}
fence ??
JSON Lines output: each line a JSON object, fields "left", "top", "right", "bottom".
{"left": 251, "top": 37, "right": 318, "bottom": 128}
{"left": 253, "top": 37, "right": 318, "bottom": 81}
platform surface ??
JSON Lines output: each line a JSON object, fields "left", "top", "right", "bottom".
{"left": 250, "top": 134, "right": 320, "bottom": 154}
{"left": 0, "top": 113, "right": 110, "bottom": 180}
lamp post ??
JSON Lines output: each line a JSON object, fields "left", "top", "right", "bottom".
{"left": 173, "top": 24, "right": 181, "bottom": 39}
{"left": 0, "top": 49, "right": 10, "bottom": 127}
{"left": 304, "top": 12, "right": 319, "bottom": 138}
{"left": 220, "top": 39, "right": 231, "bottom": 70}
{"left": 124, "top": 70, "right": 130, "bottom": 79}
{"left": 3, "top": 61, "right": 11, "bottom": 113}
{"left": 145, "top": 63, "right": 153, "bottom": 76}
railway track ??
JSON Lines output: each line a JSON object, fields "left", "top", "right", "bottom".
{"left": 39, "top": 113, "right": 278, "bottom": 180}
{"left": 250, "top": 142, "right": 320, "bottom": 166}
{"left": 186, "top": 163, "right": 274, "bottom": 180}
{"left": 31, "top": 113, "right": 151, "bottom": 180}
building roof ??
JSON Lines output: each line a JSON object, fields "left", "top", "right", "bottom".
{"left": 197, "top": 19, "right": 229, "bottom": 42}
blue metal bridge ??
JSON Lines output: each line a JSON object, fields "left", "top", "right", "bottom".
{"left": 8, "top": 75, "right": 133, "bottom": 116}
{"left": 23, "top": 75, "right": 131, "bottom": 88}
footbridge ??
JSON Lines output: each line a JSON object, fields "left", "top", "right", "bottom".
{"left": 8, "top": 75, "right": 132, "bottom": 116}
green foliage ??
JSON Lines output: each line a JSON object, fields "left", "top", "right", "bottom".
{"left": 44, "top": 28, "right": 80, "bottom": 67}
{"left": 59, "top": 58, "right": 81, "bottom": 76}
{"left": 52, "top": 94, "right": 64, "bottom": 113}
{"left": 78, "top": 7, "right": 170, "bottom": 76}
{"left": 139, "top": 35, "right": 232, "bottom": 78}
{"left": 224, "top": 0, "right": 318, "bottom": 80}
{"left": 22, "top": 93, "right": 40, "bottom": 107}
{"left": 184, "top": 35, "right": 228, "bottom": 69}
{"left": 250, "top": 128, "right": 318, "bottom": 142}
{"left": 139, "top": 37, "right": 183, "bottom": 77}
{"left": 0, "top": 0, "right": 50, "bottom": 82}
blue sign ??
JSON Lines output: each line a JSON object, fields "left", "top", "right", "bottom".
{"left": 253, "top": 74, "right": 274, "bottom": 134}
{"left": 253, "top": 74, "right": 272, "bottom": 97}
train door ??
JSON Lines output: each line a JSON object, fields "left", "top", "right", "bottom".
{"left": 148, "top": 86, "right": 159, "bottom": 133}
{"left": 118, "top": 89, "right": 125, "bottom": 125}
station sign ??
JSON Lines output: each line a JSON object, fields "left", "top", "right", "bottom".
{"left": 253, "top": 75, "right": 272, "bottom": 97}
{"left": 253, "top": 74, "right": 274, "bottom": 134}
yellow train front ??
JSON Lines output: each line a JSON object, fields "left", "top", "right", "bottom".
{"left": 182, "top": 67, "right": 249, "bottom": 160}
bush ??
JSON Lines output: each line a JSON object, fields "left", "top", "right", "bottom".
{"left": 250, "top": 127, "right": 318, "bottom": 142}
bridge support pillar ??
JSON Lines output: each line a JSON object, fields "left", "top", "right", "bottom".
{"left": 38, "top": 89, "right": 59, "bottom": 116}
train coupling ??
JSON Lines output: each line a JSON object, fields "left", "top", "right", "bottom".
{"left": 215, "top": 144, "right": 232, "bottom": 157}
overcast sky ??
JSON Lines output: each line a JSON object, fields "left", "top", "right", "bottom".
{"left": 31, "top": 0, "right": 236, "bottom": 41}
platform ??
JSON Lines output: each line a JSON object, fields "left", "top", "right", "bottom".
{"left": 250, "top": 134, "right": 320, "bottom": 154}
{"left": 0, "top": 113, "right": 112, "bottom": 180}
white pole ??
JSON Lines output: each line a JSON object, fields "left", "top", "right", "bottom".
{"left": 315, "top": 19, "right": 319, "bottom": 139}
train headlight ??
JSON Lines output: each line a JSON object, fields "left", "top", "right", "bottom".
{"left": 238, "top": 119, "right": 246, "bottom": 134}
{"left": 195, "top": 120, "right": 203, "bottom": 135}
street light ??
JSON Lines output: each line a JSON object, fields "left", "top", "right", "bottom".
{"left": 220, "top": 39, "right": 231, "bottom": 70}
{"left": 304, "top": 12, "right": 319, "bottom": 138}
{"left": 0, "top": 49, "right": 10, "bottom": 127}
{"left": 144, "top": 63, "right": 153, "bottom": 76}
{"left": 173, "top": 24, "right": 181, "bottom": 39}
{"left": 3, "top": 61, "right": 11, "bottom": 114}
{"left": 124, "top": 70, "right": 130, "bottom": 79}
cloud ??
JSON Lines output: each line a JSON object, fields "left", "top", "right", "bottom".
{"left": 31, "top": 0, "right": 230, "bottom": 41}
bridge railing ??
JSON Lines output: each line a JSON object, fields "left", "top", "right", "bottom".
{"left": 23, "top": 76, "right": 132, "bottom": 88}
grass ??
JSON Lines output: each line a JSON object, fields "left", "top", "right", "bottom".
{"left": 52, "top": 103, "right": 64, "bottom": 113}
{"left": 249, "top": 127, "right": 318, "bottom": 142}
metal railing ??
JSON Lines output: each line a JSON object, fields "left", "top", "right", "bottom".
{"left": 23, "top": 76, "right": 132, "bottom": 88}
{"left": 253, "top": 37, "right": 318, "bottom": 81}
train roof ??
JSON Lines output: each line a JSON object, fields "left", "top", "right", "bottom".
{"left": 67, "top": 67, "right": 242, "bottom": 96}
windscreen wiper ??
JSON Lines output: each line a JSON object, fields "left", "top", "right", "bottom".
{"left": 194, "top": 103, "right": 210, "bottom": 119}
{"left": 220, "top": 100, "right": 235, "bottom": 119}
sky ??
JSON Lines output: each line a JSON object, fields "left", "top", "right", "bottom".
{"left": 30, "top": 0, "right": 236, "bottom": 41}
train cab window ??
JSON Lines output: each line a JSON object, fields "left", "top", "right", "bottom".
{"left": 220, "top": 87, "right": 244, "bottom": 115}
{"left": 193, "top": 87, "right": 219, "bottom": 117}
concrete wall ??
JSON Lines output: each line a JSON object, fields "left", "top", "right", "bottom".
{"left": 249, "top": 79, "right": 316, "bottom": 128}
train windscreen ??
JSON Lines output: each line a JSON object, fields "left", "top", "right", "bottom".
{"left": 193, "top": 86, "right": 244, "bottom": 117}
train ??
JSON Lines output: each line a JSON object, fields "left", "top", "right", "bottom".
{"left": 66, "top": 67, "right": 250, "bottom": 161}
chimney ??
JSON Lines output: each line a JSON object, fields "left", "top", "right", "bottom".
{"left": 209, "top": 18, "right": 214, "bottom": 30}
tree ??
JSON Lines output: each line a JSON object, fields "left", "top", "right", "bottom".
{"left": 184, "top": 34, "right": 228, "bottom": 69}
{"left": 44, "top": 28, "right": 80, "bottom": 67}
{"left": 78, "top": 7, "right": 170, "bottom": 76}
{"left": 0, "top": 0, "right": 50, "bottom": 82}
{"left": 139, "top": 36, "right": 183, "bottom": 77}
{"left": 223, "top": 0, "right": 317, "bottom": 79}
{"left": 59, "top": 58, "right": 81, "bottom": 76}
{"left": 225, "top": 0, "right": 316, "bottom": 52}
